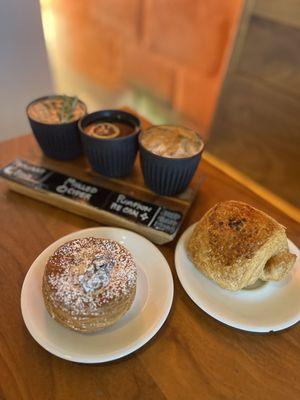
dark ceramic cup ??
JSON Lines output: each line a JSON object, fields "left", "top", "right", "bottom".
{"left": 139, "top": 125, "right": 204, "bottom": 196}
{"left": 79, "top": 110, "right": 141, "bottom": 178}
{"left": 26, "top": 95, "right": 87, "bottom": 160}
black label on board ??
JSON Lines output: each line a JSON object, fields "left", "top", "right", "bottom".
{"left": 0, "top": 159, "right": 183, "bottom": 235}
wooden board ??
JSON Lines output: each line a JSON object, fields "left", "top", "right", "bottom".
{"left": 0, "top": 115, "right": 204, "bottom": 245}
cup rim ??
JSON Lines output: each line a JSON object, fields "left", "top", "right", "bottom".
{"left": 26, "top": 95, "right": 87, "bottom": 126}
{"left": 139, "top": 124, "right": 205, "bottom": 161}
{"left": 78, "top": 109, "right": 141, "bottom": 143}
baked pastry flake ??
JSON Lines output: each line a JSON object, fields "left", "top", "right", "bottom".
{"left": 187, "top": 201, "right": 296, "bottom": 291}
{"left": 42, "top": 237, "right": 137, "bottom": 332}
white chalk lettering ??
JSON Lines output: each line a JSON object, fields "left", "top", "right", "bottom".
{"left": 116, "top": 194, "right": 152, "bottom": 213}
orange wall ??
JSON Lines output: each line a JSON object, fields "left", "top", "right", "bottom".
{"left": 46, "top": 0, "right": 242, "bottom": 133}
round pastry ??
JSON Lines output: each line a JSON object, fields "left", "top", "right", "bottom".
{"left": 42, "top": 237, "right": 137, "bottom": 332}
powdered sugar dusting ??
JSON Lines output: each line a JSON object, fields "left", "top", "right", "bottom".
{"left": 45, "top": 237, "right": 137, "bottom": 316}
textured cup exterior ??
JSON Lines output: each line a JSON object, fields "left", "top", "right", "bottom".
{"left": 79, "top": 110, "right": 140, "bottom": 178}
{"left": 27, "top": 96, "right": 86, "bottom": 161}
{"left": 81, "top": 134, "right": 139, "bottom": 177}
{"left": 139, "top": 146, "right": 201, "bottom": 196}
{"left": 28, "top": 117, "right": 83, "bottom": 160}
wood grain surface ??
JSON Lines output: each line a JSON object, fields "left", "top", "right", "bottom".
{"left": 0, "top": 133, "right": 299, "bottom": 400}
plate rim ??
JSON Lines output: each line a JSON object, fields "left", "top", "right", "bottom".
{"left": 21, "top": 226, "right": 174, "bottom": 363}
{"left": 175, "top": 223, "right": 300, "bottom": 333}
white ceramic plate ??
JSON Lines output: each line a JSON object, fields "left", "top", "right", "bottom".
{"left": 175, "top": 223, "right": 300, "bottom": 333}
{"left": 21, "top": 227, "right": 173, "bottom": 363}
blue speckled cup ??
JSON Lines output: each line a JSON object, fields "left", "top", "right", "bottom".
{"left": 79, "top": 110, "right": 141, "bottom": 178}
{"left": 139, "top": 125, "right": 204, "bottom": 196}
{"left": 26, "top": 95, "right": 87, "bottom": 160}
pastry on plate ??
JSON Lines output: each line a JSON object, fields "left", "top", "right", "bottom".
{"left": 42, "top": 237, "right": 137, "bottom": 332}
{"left": 187, "top": 200, "right": 296, "bottom": 291}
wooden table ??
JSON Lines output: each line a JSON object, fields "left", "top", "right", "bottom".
{"left": 0, "top": 134, "right": 299, "bottom": 400}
